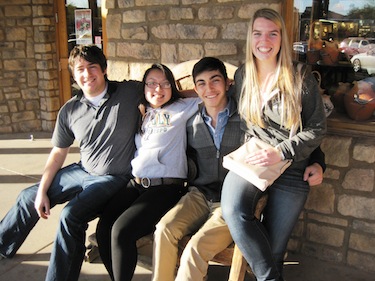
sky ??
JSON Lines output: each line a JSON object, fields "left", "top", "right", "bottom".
{"left": 295, "top": 0, "right": 372, "bottom": 16}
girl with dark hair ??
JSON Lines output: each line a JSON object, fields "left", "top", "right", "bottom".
{"left": 141, "top": 63, "right": 181, "bottom": 107}
{"left": 95, "top": 63, "right": 200, "bottom": 281}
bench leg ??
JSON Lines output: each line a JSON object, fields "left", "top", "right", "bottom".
{"left": 228, "top": 244, "right": 246, "bottom": 281}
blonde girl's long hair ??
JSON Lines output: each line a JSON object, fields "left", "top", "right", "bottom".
{"left": 239, "top": 8, "right": 303, "bottom": 133}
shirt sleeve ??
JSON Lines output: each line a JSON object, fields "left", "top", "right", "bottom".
{"left": 182, "top": 97, "right": 201, "bottom": 119}
{"left": 51, "top": 103, "right": 75, "bottom": 148}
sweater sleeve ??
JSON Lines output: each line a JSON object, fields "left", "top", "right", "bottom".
{"left": 308, "top": 146, "right": 326, "bottom": 172}
{"left": 278, "top": 72, "right": 327, "bottom": 162}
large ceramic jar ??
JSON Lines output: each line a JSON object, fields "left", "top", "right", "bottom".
{"left": 344, "top": 78, "right": 375, "bottom": 121}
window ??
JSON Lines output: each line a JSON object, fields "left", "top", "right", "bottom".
{"left": 292, "top": 1, "right": 375, "bottom": 135}
{"left": 66, "top": 0, "right": 102, "bottom": 53}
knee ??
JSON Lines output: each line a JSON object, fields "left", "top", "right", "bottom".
{"left": 154, "top": 221, "right": 167, "bottom": 240}
{"left": 17, "top": 185, "right": 38, "bottom": 206}
{"left": 57, "top": 207, "right": 84, "bottom": 240}
{"left": 111, "top": 219, "right": 131, "bottom": 244}
{"left": 180, "top": 237, "right": 205, "bottom": 262}
{"left": 222, "top": 199, "right": 258, "bottom": 224}
{"left": 184, "top": 237, "right": 199, "bottom": 253}
{"left": 111, "top": 222, "right": 122, "bottom": 242}
{"left": 221, "top": 201, "right": 237, "bottom": 222}
{"left": 59, "top": 205, "right": 85, "bottom": 231}
{"left": 154, "top": 220, "right": 181, "bottom": 244}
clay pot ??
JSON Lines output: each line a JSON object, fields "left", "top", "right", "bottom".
{"left": 344, "top": 80, "right": 375, "bottom": 121}
{"left": 357, "top": 78, "right": 375, "bottom": 101}
{"left": 332, "top": 82, "right": 351, "bottom": 113}
{"left": 307, "top": 50, "right": 320, "bottom": 64}
{"left": 309, "top": 38, "right": 323, "bottom": 51}
{"left": 320, "top": 41, "right": 339, "bottom": 65}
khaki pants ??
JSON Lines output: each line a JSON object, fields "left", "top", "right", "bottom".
{"left": 152, "top": 186, "right": 233, "bottom": 281}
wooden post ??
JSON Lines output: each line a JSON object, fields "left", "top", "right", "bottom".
{"left": 228, "top": 244, "right": 247, "bottom": 281}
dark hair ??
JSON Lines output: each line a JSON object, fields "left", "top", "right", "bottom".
{"left": 68, "top": 45, "right": 107, "bottom": 75}
{"left": 141, "top": 63, "right": 181, "bottom": 107}
{"left": 192, "top": 57, "right": 228, "bottom": 83}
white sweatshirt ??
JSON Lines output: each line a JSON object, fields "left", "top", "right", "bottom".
{"left": 131, "top": 97, "right": 201, "bottom": 179}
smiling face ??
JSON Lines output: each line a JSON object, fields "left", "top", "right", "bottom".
{"left": 194, "top": 69, "right": 229, "bottom": 111}
{"left": 251, "top": 17, "right": 281, "bottom": 65}
{"left": 144, "top": 69, "right": 173, "bottom": 108}
{"left": 72, "top": 57, "right": 107, "bottom": 98}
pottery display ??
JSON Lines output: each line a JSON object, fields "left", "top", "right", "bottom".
{"left": 332, "top": 82, "right": 351, "bottom": 113}
{"left": 344, "top": 78, "right": 375, "bottom": 121}
{"left": 320, "top": 41, "right": 340, "bottom": 65}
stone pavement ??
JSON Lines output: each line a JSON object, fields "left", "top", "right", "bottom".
{"left": 0, "top": 132, "right": 373, "bottom": 281}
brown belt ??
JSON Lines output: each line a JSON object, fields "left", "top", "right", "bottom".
{"left": 134, "top": 177, "right": 186, "bottom": 188}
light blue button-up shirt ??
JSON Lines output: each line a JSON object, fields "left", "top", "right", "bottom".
{"left": 202, "top": 99, "right": 231, "bottom": 150}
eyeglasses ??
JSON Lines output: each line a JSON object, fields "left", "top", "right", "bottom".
{"left": 145, "top": 81, "right": 171, "bottom": 89}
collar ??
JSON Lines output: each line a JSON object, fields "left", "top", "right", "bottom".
{"left": 78, "top": 82, "right": 109, "bottom": 106}
{"left": 85, "top": 83, "right": 109, "bottom": 107}
{"left": 200, "top": 97, "right": 232, "bottom": 119}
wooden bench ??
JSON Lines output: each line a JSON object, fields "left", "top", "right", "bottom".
{"left": 85, "top": 194, "right": 267, "bottom": 281}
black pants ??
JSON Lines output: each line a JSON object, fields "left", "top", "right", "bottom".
{"left": 96, "top": 181, "right": 187, "bottom": 281}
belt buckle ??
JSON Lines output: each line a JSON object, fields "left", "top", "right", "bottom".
{"left": 141, "top": 177, "right": 151, "bottom": 188}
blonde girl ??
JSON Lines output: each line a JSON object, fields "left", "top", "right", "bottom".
{"left": 222, "top": 8, "right": 326, "bottom": 281}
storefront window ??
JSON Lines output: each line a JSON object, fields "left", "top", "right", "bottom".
{"left": 66, "top": 0, "right": 102, "bottom": 54}
{"left": 65, "top": 0, "right": 102, "bottom": 96}
{"left": 293, "top": 1, "right": 375, "bottom": 126}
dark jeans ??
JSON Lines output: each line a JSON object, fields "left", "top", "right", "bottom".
{"left": 0, "top": 163, "right": 129, "bottom": 281}
{"left": 221, "top": 169, "right": 309, "bottom": 281}
{"left": 96, "top": 181, "right": 187, "bottom": 281}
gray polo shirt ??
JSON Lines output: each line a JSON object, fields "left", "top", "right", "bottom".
{"left": 52, "top": 80, "right": 142, "bottom": 176}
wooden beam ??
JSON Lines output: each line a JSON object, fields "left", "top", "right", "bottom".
{"left": 101, "top": 0, "right": 107, "bottom": 56}
{"left": 282, "top": 0, "right": 295, "bottom": 46}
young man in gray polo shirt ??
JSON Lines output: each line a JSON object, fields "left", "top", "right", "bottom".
{"left": 0, "top": 45, "right": 142, "bottom": 281}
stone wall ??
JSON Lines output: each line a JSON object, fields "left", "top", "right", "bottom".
{"left": 0, "top": 0, "right": 59, "bottom": 134}
{"left": 105, "top": 0, "right": 280, "bottom": 81}
{"left": 0, "top": 0, "right": 281, "bottom": 134}
{"left": 289, "top": 134, "right": 375, "bottom": 273}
